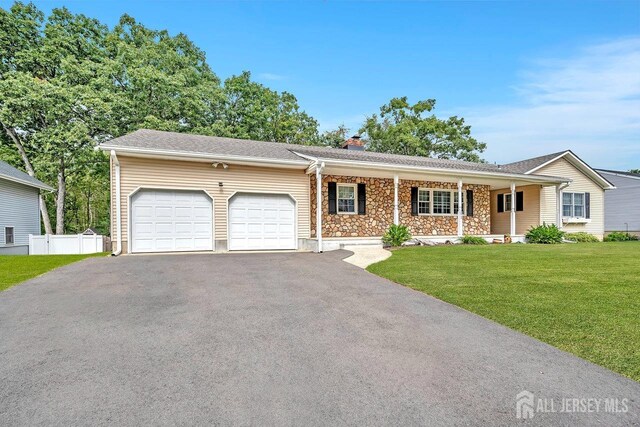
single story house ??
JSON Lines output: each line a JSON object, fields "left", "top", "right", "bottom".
{"left": 100, "top": 130, "right": 614, "bottom": 254}
{"left": 595, "top": 169, "right": 640, "bottom": 236}
{"left": 0, "top": 160, "right": 53, "bottom": 255}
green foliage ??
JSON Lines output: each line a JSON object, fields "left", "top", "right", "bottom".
{"left": 360, "top": 97, "right": 486, "bottom": 162}
{"left": 604, "top": 232, "right": 639, "bottom": 242}
{"left": 460, "top": 235, "right": 488, "bottom": 245}
{"left": 382, "top": 224, "right": 411, "bottom": 247}
{"left": 629, "top": 169, "right": 640, "bottom": 174}
{"left": 367, "top": 243, "right": 640, "bottom": 381}
{"left": 565, "top": 232, "right": 600, "bottom": 243}
{"left": 525, "top": 223, "right": 565, "bottom": 244}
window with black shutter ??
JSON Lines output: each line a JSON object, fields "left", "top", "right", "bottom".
{"left": 497, "top": 194, "right": 504, "bottom": 213}
{"left": 328, "top": 182, "right": 337, "bottom": 214}
{"left": 357, "top": 183, "right": 366, "bottom": 215}
{"left": 516, "top": 191, "right": 524, "bottom": 212}
{"left": 466, "top": 190, "right": 474, "bottom": 216}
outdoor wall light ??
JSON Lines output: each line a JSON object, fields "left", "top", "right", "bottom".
{"left": 218, "top": 182, "right": 223, "bottom": 187}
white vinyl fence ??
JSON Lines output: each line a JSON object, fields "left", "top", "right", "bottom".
{"left": 29, "top": 234, "right": 104, "bottom": 255}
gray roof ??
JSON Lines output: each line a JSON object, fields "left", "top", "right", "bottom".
{"left": 500, "top": 151, "right": 567, "bottom": 174}
{"left": 0, "top": 159, "right": 52, "bottom": 190}
{"left": 596, "top": 169, "right": 640, "bottom": 178}
{"left": 102, "top": 129, "right": 567, "bottom": 180}
{"left": 102, "top": 129, "right": 306, "bottom": 163}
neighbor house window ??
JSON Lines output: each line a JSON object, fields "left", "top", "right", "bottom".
{"left": 337, "top": 184, "right": 356, "bottom": 214}
{"left": 5, "top": 227, "right": 14, "bottom": 245}
{"left": 563, "top": 192, "right": 585, "bottom": 218}
{"left": 504, "top": 194, "right": 512, "bottom": 212}
{"left": 418, "top": 189, "right": 430, "bottom": 214}
{"left": 432, "top": 191, "right": 452, "bottom": 215}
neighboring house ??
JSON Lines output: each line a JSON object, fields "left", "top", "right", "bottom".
{"left": 0, "top": 160, "right": 53, "bottom": 255}
{"left": 594, "top": 169, "right": 640, "bottom": 236}
{"left": 100, "top": 130, "right": 613, "bottom": 254}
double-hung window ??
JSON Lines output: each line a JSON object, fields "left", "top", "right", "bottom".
{"left": 453, "top": 191, "right": 464, "bottom": 214}
{"left": 5, "top": 227, "right": 14, "bottom": 245}
{"left": 432, "top": 190, "right": 452, "bottom": 215}
{"left": 417, "top": 189, "right": 430, "bottom": 214}
{"left": 504, "top": 194, "right": 512, "bottom": 212}
{"left": 337, "top": 184, "right": 356, "bottom": 214}
{"left": 563, "top": 192, "right": 585, "bottom": 218}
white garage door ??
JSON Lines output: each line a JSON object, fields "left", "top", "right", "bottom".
{"left": 131, "top": 190, "right": 213, "bottom": 253}
{"left": 228, "top": 193, "right": 296, "bottom": 251}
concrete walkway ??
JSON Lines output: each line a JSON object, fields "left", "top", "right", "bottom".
{"left": 342, "top": 246, "right": 392, "bottom": 268}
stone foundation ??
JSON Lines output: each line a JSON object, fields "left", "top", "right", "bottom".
{"left": 311, "top": 175, "right": 491, "bottom": 238}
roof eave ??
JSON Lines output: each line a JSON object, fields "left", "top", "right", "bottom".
{"left": 100, "top": 144, "right": 311, "bottom": 169}
{"left": 526, "top": 151, "right": 615, "bottom": 189}
{"left": 297, "top": 152, "right": 570, "bottom": 184}
{"left": 0, "top": 174, "right": 53, "bottom": 191}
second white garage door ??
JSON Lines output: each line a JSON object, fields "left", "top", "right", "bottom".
{"left": 228, "top": 193, "right": 296, "bottom": 250}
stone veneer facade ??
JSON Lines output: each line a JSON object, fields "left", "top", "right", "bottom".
{"left": 310, "top": 174, "right": 491, "bottom": 238}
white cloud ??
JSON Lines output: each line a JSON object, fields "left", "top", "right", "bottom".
{"left": 257, "top": 72, "right": 286, "bottom": 81}
{"left": 465, "top": 37, "right": 640, "bottom": 170}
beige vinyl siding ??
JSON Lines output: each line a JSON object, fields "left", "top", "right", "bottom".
{"left": 537, "top": 157, "right": 605, "bottom": 238}
{"left": 111, "top": 155, "right": 310, "bottom": 250}
{"left": 490, "top": 185, "right": 540, "bottom": 235}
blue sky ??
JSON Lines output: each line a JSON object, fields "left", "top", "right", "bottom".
{"left": 7, "top": 0, "right": 640, "bottom": 169}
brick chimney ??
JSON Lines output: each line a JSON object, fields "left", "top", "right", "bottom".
{"left": 342, "top": 135, "right": 365, "bottom": 151}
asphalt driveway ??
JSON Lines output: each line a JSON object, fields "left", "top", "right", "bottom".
{"left": 0, "top": 251, "right": 638, "bottom": 426}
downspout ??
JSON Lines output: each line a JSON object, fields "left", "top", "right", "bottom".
{"left": 315, "top": 162, "right": 325, "bottom": 253}
{"left": 111, "top": 150, "right": 122, "bottom": 256}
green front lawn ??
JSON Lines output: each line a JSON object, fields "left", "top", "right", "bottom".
{"left": 367, "top": 242, "right": 640, "bottom": 382}
{"left": 0, "top": 253, "right": 106, "bottom": 292}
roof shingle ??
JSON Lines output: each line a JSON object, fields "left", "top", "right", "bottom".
{"left": 0, "top": 160, "right": 52, "bottom": 190}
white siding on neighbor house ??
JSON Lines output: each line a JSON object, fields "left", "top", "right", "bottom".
{"left": 537, "top": 157, "right": 605, "bottom": 238}
{"left": 0, "top": 177, "right": 41, "bottom": 249}
{"left": 112, "top": 156, "right": 310, "bottom": 252}
{"left": 599, "top": 172, "right": 640, "bottom": 232}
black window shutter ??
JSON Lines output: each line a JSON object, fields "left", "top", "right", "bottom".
{"left": 411, "top": 187, "right": 418, "bottom": 216}
{"left": 585, "top": 192, "right": 590, "bottom": 218}
{"left": 357, "top": 183, "right": 366, "bottom": 215}
{"left": 516, "top": 191, "right": 524, "bottom": 212}
{"left": 466, "top": 190, "right": 474, "bottom": 217}
{"left": 497, "top": 194, "right": 504, "bottom": 213}
{"left": 328, "top": 182, "right": 337, "bottom": 214}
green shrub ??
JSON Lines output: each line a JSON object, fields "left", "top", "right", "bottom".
{"left": 525, "top": 223, "right": 564, "bottom": 244}
{"left": 565, "top": 232, "right": 600, "bottom": 243}
{"left": 604, "top": 232, "right": 639, "bottom": 242}
{"left": 382, "top": 224, "right": 411, "bottom": 247}
{"left": 460, "top": 235, "right": 488, "bottom": 245}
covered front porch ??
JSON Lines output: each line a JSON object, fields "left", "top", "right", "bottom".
{"left": 305, "top": 159, "right": 568, "bottom": 252}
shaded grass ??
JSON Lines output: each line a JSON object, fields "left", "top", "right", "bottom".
{"left": 0, "top": 253, "right": 106, "bottom": 292}
{"left": 367, "top": 242, "right": 640, "bottom": 382}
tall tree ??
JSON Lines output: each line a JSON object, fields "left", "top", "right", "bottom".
{"left": 360, "top": 97, "right": 486, "bottom": 162}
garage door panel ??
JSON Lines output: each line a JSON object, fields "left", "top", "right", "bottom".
{"left": 131, "top": 190, "right": 213, "bottom": 253}
{"left": 229, "top": 193, "right": 295, "bottom": 251}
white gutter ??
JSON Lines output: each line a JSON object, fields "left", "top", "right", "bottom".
{"left": 316, "top": 162, "right": 325, "bottom": 253}
{"left": 526, "top": 151, "right": 615, "bottom": 189}
{"left": 111, "top": 150, "right": 122, "bottom": 256}
{"left": 294, "top": 152, "right": 570, "bottom": 184}
{"left": 100, "top": 145, "right": 310, "bottom": 168}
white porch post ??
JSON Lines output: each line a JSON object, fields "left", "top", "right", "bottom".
{"left": 315, "top": 163, "right": 324, "bottom": 253}
{"left": 393, "top": 175, "right": 399, "bottom": 225}
{"left": 510, "top": 182, "right": 516, "bottom": 236}
{"left": 457, "top": 179, "right": 463, "bottom": 237}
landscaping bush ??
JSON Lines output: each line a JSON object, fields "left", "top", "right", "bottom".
{"left": 460, "top": 235, "right": 488, "bottom": 245}
{"left": 604, "top": 232, "right": 639, "bottom": 242}
{"left": 525, "top": 223, "right": 564, "bottom": 244}
{"left": 565, "top": 232, "right": 600, "bottom": 243}
{"left": 382, "top": 224, "right": 411, "bottom": 247}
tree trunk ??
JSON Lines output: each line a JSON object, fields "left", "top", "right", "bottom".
{"left": 55, "top": 158, "right": 66, "bottom": 234}
{"left": 2, "top": 122, "right": 54, "bottom": 234}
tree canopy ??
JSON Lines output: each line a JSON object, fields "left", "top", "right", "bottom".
{"left": 0, "top": 1, "right": 485, "bottom": 235}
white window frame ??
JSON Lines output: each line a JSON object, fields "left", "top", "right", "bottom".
{"left": 417, "top": 188, "right": 465, "bottom": 216}
{"left": 337, "top": 183, "right": 357, "bottom": 215}
{"left": 417, "top": 188, "right": 430, "bottom": 215}
{"left": 562, "top": 191, "right": 586, "bottom": 219}
{"left": 504, "top": 193, "right": 512, "bottom": 212}
{"left": 5, "top": 226, "right": 14, "bottom": 245}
